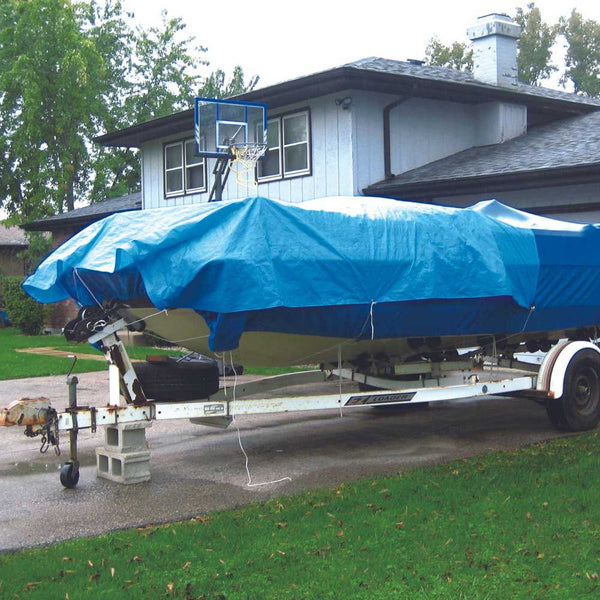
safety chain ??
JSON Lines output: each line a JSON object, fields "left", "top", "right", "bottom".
{"left": 24, "top": 408, "right": 60, "bottom": 456}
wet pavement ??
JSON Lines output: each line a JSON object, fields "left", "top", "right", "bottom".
{"left": 0, "top": 370, "right": 567, "bottom": 552}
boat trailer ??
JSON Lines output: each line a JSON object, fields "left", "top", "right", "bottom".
{"left": 2, "top": 319, "right": 600, "bottom": 488}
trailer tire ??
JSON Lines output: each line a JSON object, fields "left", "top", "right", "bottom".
{"left": 549, "top": 349, "right": 600, "bottom": 432}
{"left": 135, "top": 361, "right": 220, "bottom": 401}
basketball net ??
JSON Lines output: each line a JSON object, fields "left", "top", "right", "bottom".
{"left": 228, "top": 143, "right": 267, "bottom": 189}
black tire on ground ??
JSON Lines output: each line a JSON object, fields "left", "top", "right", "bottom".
{"left": 547, "top": 349, "right": 600, "bottom": 432}
{"left": 60, "top": 462, "right": 80, "bottom": 489}
{"left": 135, "top": 361, "right": 220, "bottom": 401}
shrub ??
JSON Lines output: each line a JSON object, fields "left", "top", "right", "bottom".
{"left": 0, "top": 276, "right": 44, "bottom": 335}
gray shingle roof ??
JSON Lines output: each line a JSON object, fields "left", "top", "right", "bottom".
{"left": 347, "top": 57, "right": 600, "bottom": 108}
{"left": 97, "top": 56, "right": 600, "bottom": 148}
{"left": 366, "top": 110, "right": 600, "bottom": 195}
{"left": 22, "top": 192, "right": 141, "bottom": 231}
{"left": 0, "top": 224, "right": 28, "bottom": 247}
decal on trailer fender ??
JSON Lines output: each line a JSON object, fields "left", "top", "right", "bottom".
{"left": 203, "top": 404, "right": 226, "bottom": 415}
{"left": 345, "top": 392, "right": 417, "bottom": 406}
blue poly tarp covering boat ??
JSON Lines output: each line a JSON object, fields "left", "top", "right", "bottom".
{"left": 22, "top": 196, "right": 600, "bottom": 355}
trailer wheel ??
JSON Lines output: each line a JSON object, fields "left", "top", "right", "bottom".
{"left": 548, "top": 349, "right": 600, "bottom": 431}
{"left": 135, "top": 361, "right": 220, "bottom": 401}
{"left": 60, "top": 462, "right": 80, "bottom": 489}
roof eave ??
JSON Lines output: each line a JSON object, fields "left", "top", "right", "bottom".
{"left": 22, "top": 207, "right": 140, "bottom": 232}
{"left": 95, "top": 65, "right": 600, "bottom": 149}
{"left": 364, "top": 164, "right": 600, "bottom": 200}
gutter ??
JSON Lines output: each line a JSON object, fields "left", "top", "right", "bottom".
{"left": 383, "top": 97, "right": 409, "bottom": 179}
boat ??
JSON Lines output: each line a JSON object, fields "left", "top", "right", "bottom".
{"left": 23, "top": 196, "right": 600, "bottom": 368}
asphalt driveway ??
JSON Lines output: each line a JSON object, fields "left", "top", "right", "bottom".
{"left": 0, "top": 370, "right": 567, "bottom": 552}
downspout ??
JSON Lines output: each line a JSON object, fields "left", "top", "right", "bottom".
{"left": 383, "top": 97, "right": 409, "bottom": 179}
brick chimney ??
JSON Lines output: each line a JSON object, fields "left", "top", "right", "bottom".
{"left": 467, "top": 13, "right": 521, "bottom": 86}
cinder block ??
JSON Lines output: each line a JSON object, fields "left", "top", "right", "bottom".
{"left": 104, "top": 421, "right": 151, "bottom": 453}
{"left": 95, "top": 447, "right": 151, "bottom": 484}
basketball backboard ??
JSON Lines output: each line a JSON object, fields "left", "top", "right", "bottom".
{"left": 194, "top": 97, "right": 268, "bottom": 159}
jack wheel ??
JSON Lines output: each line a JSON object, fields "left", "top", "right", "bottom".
{"left": 60, "top": 462, "right": 80, "bottom": 489}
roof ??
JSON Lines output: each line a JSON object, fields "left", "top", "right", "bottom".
{"left": 0, "top": 224, "right": 28, "bottom": 247}
{"left": 365, "top": 110, "right": 600, "bottom": 199}
{"left": 22, "top": 192, "right": 141, "bottom": 232}
{"left": 95, "top": 58, "right": 600, "bottom": 148}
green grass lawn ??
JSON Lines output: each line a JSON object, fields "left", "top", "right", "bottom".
{"left": 0, "top": 328, "right": 312, "bottom": 380}
{"left": 1, "top": 433, "right": 599, "bottom": 599}
{"left": 0, "top": 327, "right": 182, "bottom": 380}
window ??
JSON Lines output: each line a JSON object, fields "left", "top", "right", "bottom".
{"left": 258, "top": 110, "right": 310, "bottom": 181}
{"left": 164, "top": 139, "right": 206, "bottom": 197}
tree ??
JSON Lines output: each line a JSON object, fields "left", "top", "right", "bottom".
{"left": 202, "top": 66, "right": 260, "bottom": 99}
{"left": 0, "top": 0, "right": 260, "bottom": 222}
{"left": 0, "top": 0, "right": 108, "bottom": 219}
{"left": 560, "top": 10, "right": 600, "bottom": 96}
{"left": 424, "top": 4, "right": 560, "bottom": 86}
{"left": 515, "top": 3, "right": 558, "bottom": 85}
{"left": 424, "top": 38, "right": 472, "bottom": 71}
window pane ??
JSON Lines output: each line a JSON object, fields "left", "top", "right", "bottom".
{"left": 185, "top": 140, "right": 203, "bottom": 165}
{"left": 266, "top": 120, "right": 280, "bottom": 148}
{"left": 284, "top": 144, "right": 308, "bottom": 173}
{"left": 166, "top": 169, "right": 183, "bottom": 193}
{"left": 165, "top": 144, "right": 182, "bottom": 169}
{"left": 283, "top": 114, "right": 307, "bottom": 145}
{"left": 186, "top": 165, "right": 205, "bottom": 190}
{"left": 259, "top": 149, "right": 281, "bottom": 178}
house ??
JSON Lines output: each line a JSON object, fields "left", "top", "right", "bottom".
{"left": 92, "top": 13, "right": 600, "bottom": 223}
{"left": 22, "top": 192, "right": 142, "bottom": 247}
{"left": 0, "top": 224, "right": 28, "bottom": 277}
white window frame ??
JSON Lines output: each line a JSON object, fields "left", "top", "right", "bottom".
{"left": 258, "top": 110, "right": 311, "bottom": 182}
{"left": 164, "top": 139, "right": 207, "bottom": 198}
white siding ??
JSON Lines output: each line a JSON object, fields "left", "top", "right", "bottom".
{"left": 141, "top": 94, "right": 355, "bottom": 208}
{"left": 352, "top": 91, "right": 389, "bottom": 195}
{"left": 141, "top": 90, "right": 529, "bottom": 209}
{"left": 476, "top": 102, "right": 527, "bottom": 145}
{"left": 388, "top": 98, "right": 479, "bottom": 175}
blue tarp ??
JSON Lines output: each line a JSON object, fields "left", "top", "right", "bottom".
{"left": 22, "top": 196, "right": 600, "bottom": 351}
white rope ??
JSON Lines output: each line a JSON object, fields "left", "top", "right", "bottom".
{"left": 369, "top": 300, "right": 376, "bottom": 340}
{"left": 228, "top": 352, "right": 292, "bottom": 488}
{"left": 338, "top": 344, "right": 344, "bottom": 417}
{"left": 73, "top": 269, "right": 103, "bottom": 309}
{"left": 281, "top": 302, "right": 379, "bottom": 366}
{"left": 124, "top": 309, "right": 168, "bottom": 329}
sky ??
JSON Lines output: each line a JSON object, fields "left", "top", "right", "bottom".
{"left": 122, "top": 0, "right": 600, "bottom": 89}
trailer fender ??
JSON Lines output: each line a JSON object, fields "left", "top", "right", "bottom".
{"left": 537, "top": 341, "right": 600, "bottom": 399}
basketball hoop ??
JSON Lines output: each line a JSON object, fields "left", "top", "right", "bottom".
{"left": 229, "top": 142, "right": 267, "bottom": 187}
{"left": 230, "top": 142, "right": 267, "bottom": 170}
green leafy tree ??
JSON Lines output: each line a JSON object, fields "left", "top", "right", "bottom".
{"left": 515, "top": 3, "right": 558, "bottom": 85}
{"left": 1, "top": 276, "right": 45, "bottom": 335}
{"left": 560, "top": 10, "right": 600, "bottom": 96}
{"left": 424, "top": 38, "right": 473, "bottom": 71}
{"left": 425, "top": 4, "right": 559, "bottom": 86}
{"left": 203, "top": 66, "right": 260, "bottom": 99}
{"left": 0, "top": 0, "right": 107, "bottom": 220}
{"left": 0, "top": 0, "right": 260, "bottom": 221}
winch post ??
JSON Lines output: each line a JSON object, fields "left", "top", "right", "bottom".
{"left": 88, "top": 320, "right": 147, "bottom": 405}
